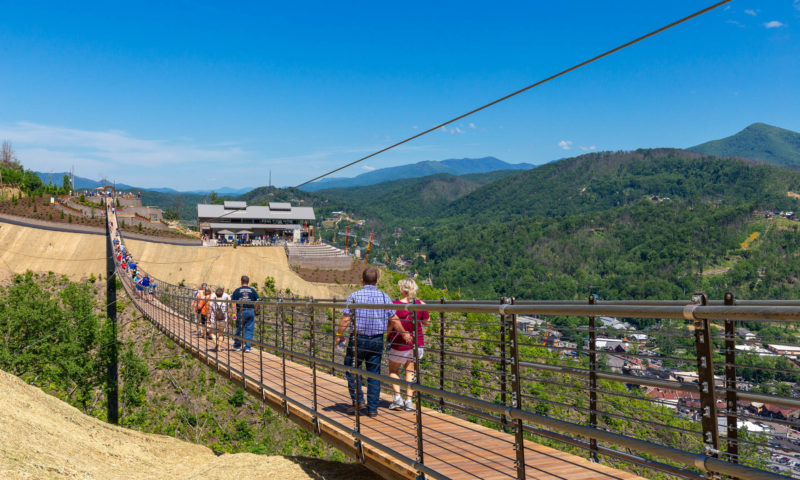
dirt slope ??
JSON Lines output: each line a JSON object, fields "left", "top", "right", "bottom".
{"left": 0, "top": 221, "right": 331, "bottom": 298}
{"left": 0, "top": 221, "right": 106, "bottom": 281}
{"left": 0, "top": 368, "right": 372, "bottom": 480}
{"left": 122, "top": 239, "right": 331, "bottom": 297}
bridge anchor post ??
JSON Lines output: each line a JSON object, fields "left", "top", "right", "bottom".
{"left": 105, "top": 208, "right": 119, "bottom": 425}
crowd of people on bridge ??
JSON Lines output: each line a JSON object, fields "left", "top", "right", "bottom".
{"left": 190, "top": 276, "right": 257, "bottom": 353}
{"left": 110, "top": 194, "right": 430, "bottom": 417}
{"left": 112, "top": 236, "right": 156, "bottom": 298}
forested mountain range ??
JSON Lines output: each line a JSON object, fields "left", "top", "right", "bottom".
{"left": 312, "top": 170, "right": 522, "bottom": 221}
{"left": 690, "top": 122, "right": 800, "bottom": 168}
{"left": 304, "top": 149, "right": 800, "bottom": 301}
{"left": 299, "top": 156, "right": 535, "bottom": 191}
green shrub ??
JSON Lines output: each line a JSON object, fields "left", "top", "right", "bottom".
{"left": 228, "top": 388, "right": 245, "bottom": 407}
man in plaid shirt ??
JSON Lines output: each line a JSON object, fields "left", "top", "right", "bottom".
{"left": 337, "top": 267, "right": 408, "bottom": 417}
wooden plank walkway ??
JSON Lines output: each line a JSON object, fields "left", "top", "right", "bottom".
{"left": 123, "top": 288, "right": 644, "bottom": 480}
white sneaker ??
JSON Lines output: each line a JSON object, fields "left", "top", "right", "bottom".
{"left": 389, "top": 397, "right": 405, "bottom": 410}
{"left": 404, "top": 398, "right": 414, "bottom": 412}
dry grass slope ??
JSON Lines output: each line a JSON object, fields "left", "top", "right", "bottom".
{"left": 0, "top": 222, "right": 331, "bottom": 298}
{"left": 0, "top": 368, "right": 374, "bottom": 480}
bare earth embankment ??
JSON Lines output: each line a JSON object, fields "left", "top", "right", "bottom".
{"left": 0, "top": 369, "right": 371, "bottom": 480}
{"left": 0, "top": 221, "right": 331, "bottom": 298}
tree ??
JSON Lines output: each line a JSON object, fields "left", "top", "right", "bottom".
{"left": 1, "top": 140, "right": 20, "bottom": 169}
{"left": 62, "top": 174, "right": 72, "bottom": 192}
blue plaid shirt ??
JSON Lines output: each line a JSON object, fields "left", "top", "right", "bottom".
{"left": 343, "top": 285, "right": 396, "bottom": 336}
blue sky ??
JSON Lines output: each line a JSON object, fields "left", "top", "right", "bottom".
{"left": 0, "top": 1, "right": 798, "bottom": 191}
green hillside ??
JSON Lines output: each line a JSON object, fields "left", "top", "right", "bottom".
{"left": 313, "top": 149, "right": 800, "bottom": 301}
{"left": 316, "top": 170, "right": 520, "bottom": 221}
{"left": 447, "top": 148, "right": 800, "bottom": 219}
{"left": 689, "top": 122, "right": 800, "bottom": 168}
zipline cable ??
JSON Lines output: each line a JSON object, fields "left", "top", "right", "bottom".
{"left": 294, "top": 0, "right": 730, "bottom": 189}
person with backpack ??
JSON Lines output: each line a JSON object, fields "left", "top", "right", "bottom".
{"left": 193, "top": 284, "right": 213, "bottom": 339}
{"left": 192, "top": 283, "right": 206, "bottom": 324}
{"left": 387, "top": 277, "right": 430, "bottom": 412}
{"left": 209, "top": 287, "right": 231, "bottom": 352}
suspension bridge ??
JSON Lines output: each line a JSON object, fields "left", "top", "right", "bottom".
{"left": 102, "top": 196, "right": 800, "bottom": 480}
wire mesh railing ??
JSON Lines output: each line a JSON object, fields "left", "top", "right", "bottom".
{"left": 108, "top": 203, "right": 798, "bottom": 479}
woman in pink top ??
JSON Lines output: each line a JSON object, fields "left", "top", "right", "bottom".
{"left": 387, "top": 278, "right": 430, "bottom": 412}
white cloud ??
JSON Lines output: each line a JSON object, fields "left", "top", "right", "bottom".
{"left": 468, "top": 122, "right": 476, "bottom": 129}
{"left": 744, "top": 9, "right": 757, "bottom": 16}
{"left": 764, "top": 20, "right": 785, "bottom": 28}
{"left": 795, "top": 0, "right": 800, "bottom": 11}
{"left": 439, "top": 126, "right": 447, "bottom": 132}
{"left": 361, "top": 165, "right": 376, "bottom": 171}
{"left": 411, "top": 125, "right": 419, "bottom": 130}
{"left": 0, "top": 121, "right": 246, "bottom": 169}
{"left": 0, "top": 121, "right": 250, "bottom": 189}
{"left": 557, "top": 140, "right": 573, "bottom": 150}
{"left": 454, "top": 127, "right": 464, "bottom": 134}
{"left": 726, "top": 20, "right": 745, "bottom": 28}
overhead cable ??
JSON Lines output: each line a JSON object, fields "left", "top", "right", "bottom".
{"left": 294, "top": 0, "right": 730, "bottom": 189}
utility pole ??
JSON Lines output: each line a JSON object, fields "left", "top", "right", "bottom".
{"left": 105, "top": 201, "right": 119, "bottom": 424}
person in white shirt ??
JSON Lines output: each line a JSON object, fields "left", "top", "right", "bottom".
{"left": 209, "top": 287, "right": 232, "bottom": 352}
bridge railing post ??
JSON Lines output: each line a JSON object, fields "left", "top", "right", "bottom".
{"left": 227, "top": 299, "right": 232, "bottom": 380}
{"left": 280, "top": 296, "right": 289, "bottom": 416}
{"left": 500, "top": 296, "right": 508, "bottom": 433}
{"left": 724, "top": 292, "right": 738, "bottom": 465}
{"left": 310, "top": 299, "right": 320, "bottom": 435}
{"left": 189, "top": 289, "right": 195, "bottom": 356}
{"left": 413, "top": 301, "right": 425, "bottom": 474}
{"left": 588, "top": 294, "right": 598, "bottom": 462}
{"left": 181, "top": 287, "right": 186, "bottom": 349}
{"left": 290, "top": 296, "right": 296, "bottom": 353}
{"left": 689, "top": 292, "right": 720, "bottom": 475}
{"left": 259, "top": 301, "right": 265, "bottom": 400}
{"left": 508, "top": 297, "right": 526, "bottom": 479}
{"left": 439, "top": 297, "right": 445, "bottom": 412}
{"left": 239, "top": 298, "right": 246, "bottom": 390}
{"left": 331, "top": 297, "right": 337, "bottom": 376}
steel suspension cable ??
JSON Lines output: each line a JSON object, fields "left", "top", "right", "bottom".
{"left": 294, "top": 0, "right": 731, "bottom": 188}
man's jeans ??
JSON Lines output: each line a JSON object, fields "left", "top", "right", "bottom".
{"left": 233, "top": 309, "right": 255, "bottom": 349}
{"left": 344, "top": 334, "right": 384, "bottom": 413}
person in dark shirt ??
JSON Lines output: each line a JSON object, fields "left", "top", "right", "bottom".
{"left": 140, "top": 275, "right": 152, "bottom": 300}
{"left": 231, "top": 275, "right": 259, "bottom": 352}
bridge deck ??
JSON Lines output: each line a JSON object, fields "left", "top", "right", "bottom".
{"left": 129, "top": 295, "right": 643, "bottom": 480}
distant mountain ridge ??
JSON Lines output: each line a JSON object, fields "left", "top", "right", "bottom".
{"left": 34, "top": 172, "right": 140, "bottom": 191}
{"left": 300, "top": 156, "right": 535, "bottom": 191}
{"left": 33, "top": 171, "right": 253, "bottom": 195}
{"left": 689, "top": 123, "right": 800, "bottom": 168}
